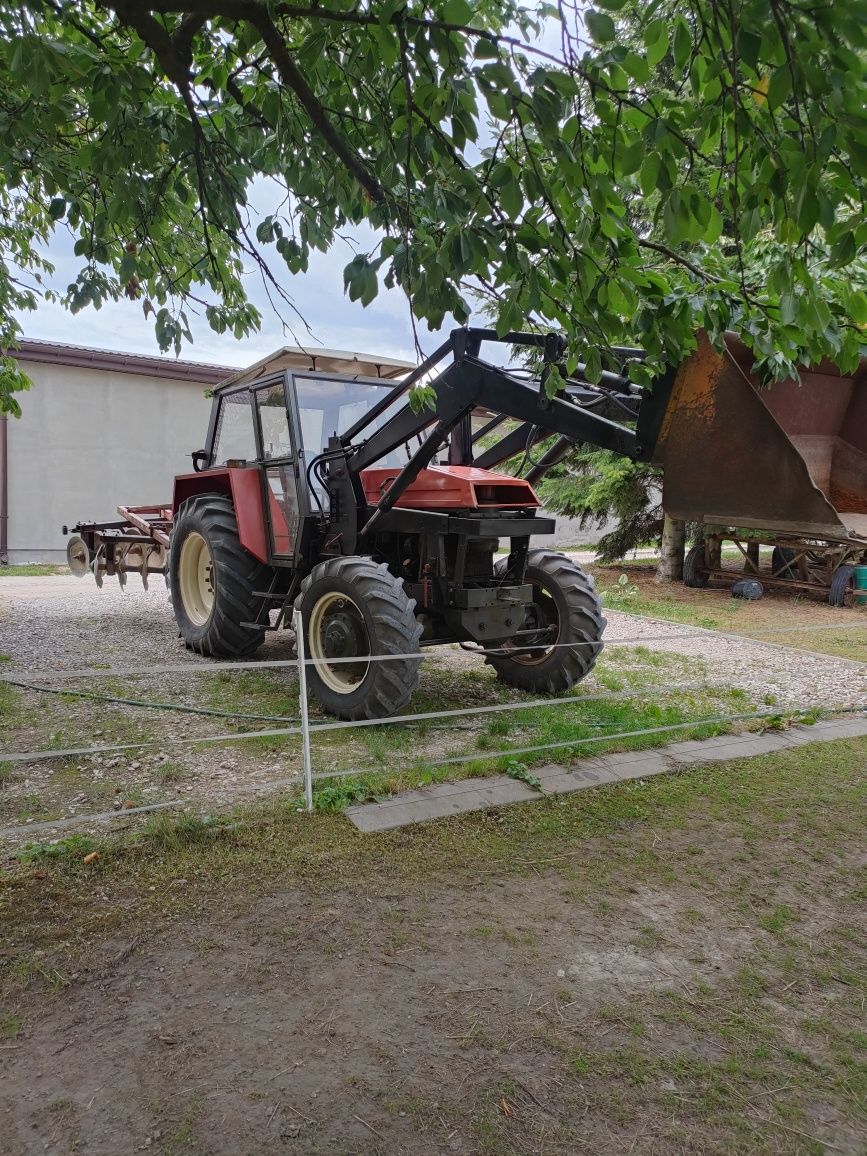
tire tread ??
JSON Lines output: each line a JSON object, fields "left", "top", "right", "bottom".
{"left": 171, "top": 493, "right": 270, "bottom": 658}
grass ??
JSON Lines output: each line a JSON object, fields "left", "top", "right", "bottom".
{"left": 0, "top": 564, "right": 66, "bottom": 577}
{"left": 304, "top": 649, "right": 769, "bottom": 810}
{"left": 1, "top": 736, "right": 864, "bottom": 1153}
{"left": 3, "top": 735, "right": 863, "bottom": 948}
{"left": 0, "top": 641, "right": 811, "bottom": 830}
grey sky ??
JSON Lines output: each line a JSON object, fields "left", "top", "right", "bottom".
{"left": 19, "top": 219, "right": 444, "bottom": 369}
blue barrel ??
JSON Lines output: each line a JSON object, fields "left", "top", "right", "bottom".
{"left": 854, "top": 565, "right": 867, "bottom": 608}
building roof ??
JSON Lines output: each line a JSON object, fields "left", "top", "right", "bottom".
{"left": 214, "top": 345, "right": 414, "bottom": 390}
{"left": 10, "top": 338, "right": 416, "bottom": 387}
{"left": 11, "top": 338, "right": 233, "bottom": 385}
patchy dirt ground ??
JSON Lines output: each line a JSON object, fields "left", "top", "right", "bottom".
{"left": 1, "top": 739, "right": 864, "bottom": 1155}
{"left": 590, "top": 561, "right": 867, "bottom": 664}
{"left": 0, "top": 573, "right": 864, "bottom": 842}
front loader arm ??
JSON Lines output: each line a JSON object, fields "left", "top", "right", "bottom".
{"left": 342, "top": 330, "right": 676, "bottom": 528}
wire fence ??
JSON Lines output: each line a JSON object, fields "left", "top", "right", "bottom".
{"left": 2, "top": 611, "right": 866, "bottom": 686}
{"left": 1, "top": 609, "right": 865, "bottom": 838}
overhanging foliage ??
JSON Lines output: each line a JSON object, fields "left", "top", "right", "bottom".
{"left": 0, "top": 0, "right": 866, "bottom": 413}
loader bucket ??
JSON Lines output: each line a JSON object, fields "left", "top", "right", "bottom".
{"left": 654, "top": 332, "right": 867, "bottom": 540}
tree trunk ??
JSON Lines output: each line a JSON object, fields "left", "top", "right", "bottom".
{"left": 707, "top": 533, "right": 722, "bottom": 571}
{"left": 655, "top": 514, "right": 686, "bottom": 583}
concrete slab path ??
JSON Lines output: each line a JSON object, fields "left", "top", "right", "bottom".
{"left": 345, "top": 714, "right": 867, "bottom": 833}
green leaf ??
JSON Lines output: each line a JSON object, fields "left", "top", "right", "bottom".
{"left": 846, "top": 290, "right": 867, "bottom": 325}
{"left": 639, "top": 152, "right": 661, "bottom": 195}
{"left": 473, "top": 38, "right": 499, "bottom": 60}
{"left": 704, "top": 204, "right": 723, "bottom": 243}
{"left": 767, "top": 66, "right": 792, "bottom": 111}
{"left": 662, "top": 189, "right": 692, "bottom": 243}
{"left": 644, "top": 20, "right": 668, "bottom": 69}
{"left": 829, "top": 232, "right": 857, "bottom": 267}
{"left": 623, "top": 52, "right": 649, "bottom": 84}
{"left": 499, "top": 171, "right": 523, "bottom": 218}
{"left": 585, "top": 10, "right": 616, "bottom": 44}
{"left": 736, "top": 28, "right": 762, "bottom": 72}
{"left": 443, "top": 0, "right": 473, "bottom": 24}
{"left": 495, "top": 296, "right": 522, "bottom": 337}
{"left": 672, "top": 18, "right": 691, "bottom": 71}
{"left": 618, "top": 137, "right": 645, "bottom": 177}
{"left": 48, "top": 197, "right": 66, "bottom": 220}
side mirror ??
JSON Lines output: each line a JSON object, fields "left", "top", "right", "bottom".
{"left": 191, "top": 450, "right": 209, "bottom": 473}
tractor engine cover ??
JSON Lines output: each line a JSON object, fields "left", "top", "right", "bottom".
{"left": 360, "top": 464, "right": 540, "bottom": 510}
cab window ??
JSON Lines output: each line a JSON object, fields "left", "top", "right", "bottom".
{"left": 256, "top": 381, "right": 293, "bottom": 460}
{"left": 212, "top": 390, "right": 257, "bottom": 464}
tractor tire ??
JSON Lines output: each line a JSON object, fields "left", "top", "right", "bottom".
{"left": 828, "top": 565, "right": 855, "bottom": 608}
{"left": 771, "top": 546, "right": 797, "bottom": 580}
{"left": 295, "top": 556, "right": 422, "bottom": 720}
{"left": 487, "top": 550, "right": 606, "bottom": 694}
{"left": 170, "top": 493, "right": 270, "bottom": 658}
{"left": 683, "top": 544, "right": 710, "bottom": 588}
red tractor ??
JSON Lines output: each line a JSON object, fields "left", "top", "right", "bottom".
{"left": 66, "top": 329, "right": 674, "bottom": 718}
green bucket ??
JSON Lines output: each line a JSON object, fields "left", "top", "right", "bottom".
{"left": 854, "top": 565, "right": 867, "bottom": 608}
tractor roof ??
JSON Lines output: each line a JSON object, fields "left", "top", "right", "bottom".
{"left": 214, "top": 345, "right": 414, "bottom": 391}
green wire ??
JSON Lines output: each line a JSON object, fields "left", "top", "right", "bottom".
{"left": 5, "top": 679, "right": 299, "bottom": 724}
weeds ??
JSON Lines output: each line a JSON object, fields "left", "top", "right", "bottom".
{"left": 16, "top": 834, "right": 98, "bottom": 863}
{"left": 0, "top": 1012, "right": 22, "bottom": 1037}
{"left": 505, "top": 760, "right": 542, "bottom": 790}
{"left": 599, "top": 572, "right": 640, "bottom": 607}
{"left": 313, "top": 780, "right": 371, "bottom": 812}
{"left": 154, "top": 760, "right": 187, "bottom": 784}
{"left": 140, "top": 811, "right": 221, "bottom": 849}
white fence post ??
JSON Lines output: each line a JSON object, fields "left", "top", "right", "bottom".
{"left": 293, "top": 607, "right": 314, "bottom": 813}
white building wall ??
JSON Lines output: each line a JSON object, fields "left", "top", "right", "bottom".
{"left": 7, "top": 361, "right": 213, "bottom": 562}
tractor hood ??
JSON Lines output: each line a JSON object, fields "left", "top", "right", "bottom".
{"left": 360, "top": 465, "right": 540, "bottom": 510}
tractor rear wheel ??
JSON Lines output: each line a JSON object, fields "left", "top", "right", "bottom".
{"left": 170, "top": 493, "right": 270, "bottom": 657}
{"left": 296, "top": 556, "right": 422, "bottom": 720}
{"left": 488, "top": 550, "right": 606, "bottom": 694}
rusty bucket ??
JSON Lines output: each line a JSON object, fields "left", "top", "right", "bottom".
{"left": 654, "top": 332, "right": 867, "bottom": 542}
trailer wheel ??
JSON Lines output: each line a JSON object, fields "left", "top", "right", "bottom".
{"left": 170, "top": 493, "right": 270, "bottom": 657}
{"left": 828, "top": 565, "right": 855, "bottom": 608}
{"left": 296, "top": 556, "right": 422, "bottom": 720}
{"left": 488, "top": 550, "right": 606, "bottom": 694}
{"left": 683, "top": 544, "right": 710, "bottom": 588}
{"left": 771, "top": 546, "right": 797, "bottom": 580}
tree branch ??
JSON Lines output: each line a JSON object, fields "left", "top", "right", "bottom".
{"left": 637, "top": 238, "right": 712, "bottom": 281}
{"left": 248, "top": 9, "right": 386, "bottom": 203}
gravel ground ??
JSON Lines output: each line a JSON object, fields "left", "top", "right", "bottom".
{"left": 1, "top": 571, "right": 864, "bottom": 709}
{"left": 0, "top": 571, "right": 863, "bottom": 845}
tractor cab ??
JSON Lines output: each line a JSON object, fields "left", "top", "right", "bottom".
{"left": 189, "top": 369, "right": 421, "bottom": 567}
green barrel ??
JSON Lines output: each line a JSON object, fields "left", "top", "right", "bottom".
{"left": 854, "top": 565, "right": 867, "bottom": 608}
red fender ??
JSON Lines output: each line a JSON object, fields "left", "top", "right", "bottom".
{"left": 173, "top": 467, "right": 270, "bottom": 563}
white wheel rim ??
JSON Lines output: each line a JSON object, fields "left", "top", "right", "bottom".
{"left": 178, "top": 532, "right": 215, "bottom": 626}
{"left": 308, "top": 591, "right": 370, "bottom": 694}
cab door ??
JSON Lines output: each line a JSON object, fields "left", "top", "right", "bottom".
{"left": 252, "top": 376, "right": 302, "bottom": 563}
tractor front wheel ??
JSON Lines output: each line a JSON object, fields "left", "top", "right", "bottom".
{"left": 488, "top": 550, "right": 606, "bottom": 694}
{"left": 296, "top": 556, "right": 422, "bottom": 720}
{"left": 170, "top": 493, "right": 270, "bottom": 657}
